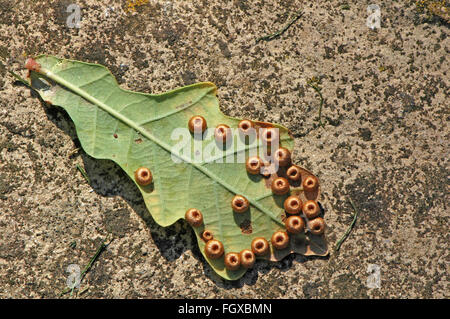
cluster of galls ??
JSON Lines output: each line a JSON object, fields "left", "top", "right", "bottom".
{"left": 273, "top": 173, "right": 325, "bottom": 237}
{"left": 184, "top": 207, "right": 256, "bottom": 270}
{"left": 136, "top": 116, "right": 325, "bottom": 271}
{"left": 283, "top": 195, "right": 325, "bottom": 235}
{"left": 245, "top": 137, "right": 325, "bottom": 236}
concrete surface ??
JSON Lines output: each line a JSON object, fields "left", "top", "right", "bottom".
{"left": 0, "top": 0, "right": 448, "bottom": 298}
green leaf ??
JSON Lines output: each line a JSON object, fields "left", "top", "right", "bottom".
{"left": 26, "top": 55, "right": 328, "bottom": 280}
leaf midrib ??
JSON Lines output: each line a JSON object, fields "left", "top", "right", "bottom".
{"left": 38, "top": 64, "right": 284, "bottom": 227}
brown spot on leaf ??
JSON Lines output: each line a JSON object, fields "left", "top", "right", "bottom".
{"left": 239, "top": 219, "right": 252, "bottom": 234}
{"left": 135, "top": 138, "right": 142, "bottom": 144}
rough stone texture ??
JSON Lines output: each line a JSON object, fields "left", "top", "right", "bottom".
{"left": 0, "top": 0, "right": 448, "bottom": 298}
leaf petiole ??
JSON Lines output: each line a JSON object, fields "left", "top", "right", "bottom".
{"left": 334, "top": 197, "right": 358, "bottom": 252}
{"left": 307, "top": 78, "right": 326, "bottom": 128}
{"left": 76, "top": 164, "right": 91, "bottom": 184}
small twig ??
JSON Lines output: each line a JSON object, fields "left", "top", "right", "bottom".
{"left": 60, "top": 236, "right": 113, "bottom": 297}
{"left": 60, "top": 287, "right": 71, "bottom": 296}
{"left": 79, "top": 236, "right": 113, "bottom": 282}
{"left": 76, "top": 163, "right": 91, "bottom": 184}
{"left": 334, "top": 197, "right": 359, "bottom": 252}
{"left": 78, "top": 286, "right": 89, "bottom": 296}
{"left": 256, "top": 9, "right": 303, "bottom": 43}
{"left": 306, "top": 78, "right": 325, "bottom": 128}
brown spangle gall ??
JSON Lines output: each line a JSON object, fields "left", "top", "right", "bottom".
{"left": 113, "top": 133, "right": 118, "bottom": 138}
{"left": 231, "top": 195, "right": 249, "bottom": 213}
{"left": 271, "top": 231, "right": 290, "bottom": 250}
{"left": 308, "top": 217, "right": 326, "bottom": 235}
{"left": 271, "top": 177, "right": 290, "bottom": 195}
{"left": 202, "top": 229, "right": 213, "bottom": 242}
{"left": 239, "top": 249, "right": 255, "bottom": 269}
{"left": 284, "top": 195, "right": 303, "bottom": 214}
{"left": 214, "top": 124, "right": 231, "bottom": 144}
{"left": 134, "top": 167, "right": 153, "bottom": 186}
{"left": 204, "top": 239, "right": 224, "bottom": 259}
{"left": 260, "top": 127, "right": 279, "bottom": 146}
{"left": 224, "top": 252, "right": 241, "bottom": 271}
{"left": 238, "top": 120, "right": 254, "bottom": 135}
{"left": 285, "top": 216, "right": 305, "bottom": 234}
{"left": 274, "top": 147, "right": 291, "bottom": 167}
{"left": 245, "top": 156, "right": 262, "bottom": 175}
{"left": 188, "top": 115, "right": 207, "bottom": 134}
{"left": 303, "top": 175, "right": 319, "bottom": 192}
{"left": 302, "top": 200, "right": 320, "bottom": 219}
{"left": 251, "top": 237, "right": 270, "bottom": 256}
{"left": 185, "top": 208, "right": 203, "bottom": 227}
{"left": 286, "top": 165, "right": 301, "bottom": 182}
